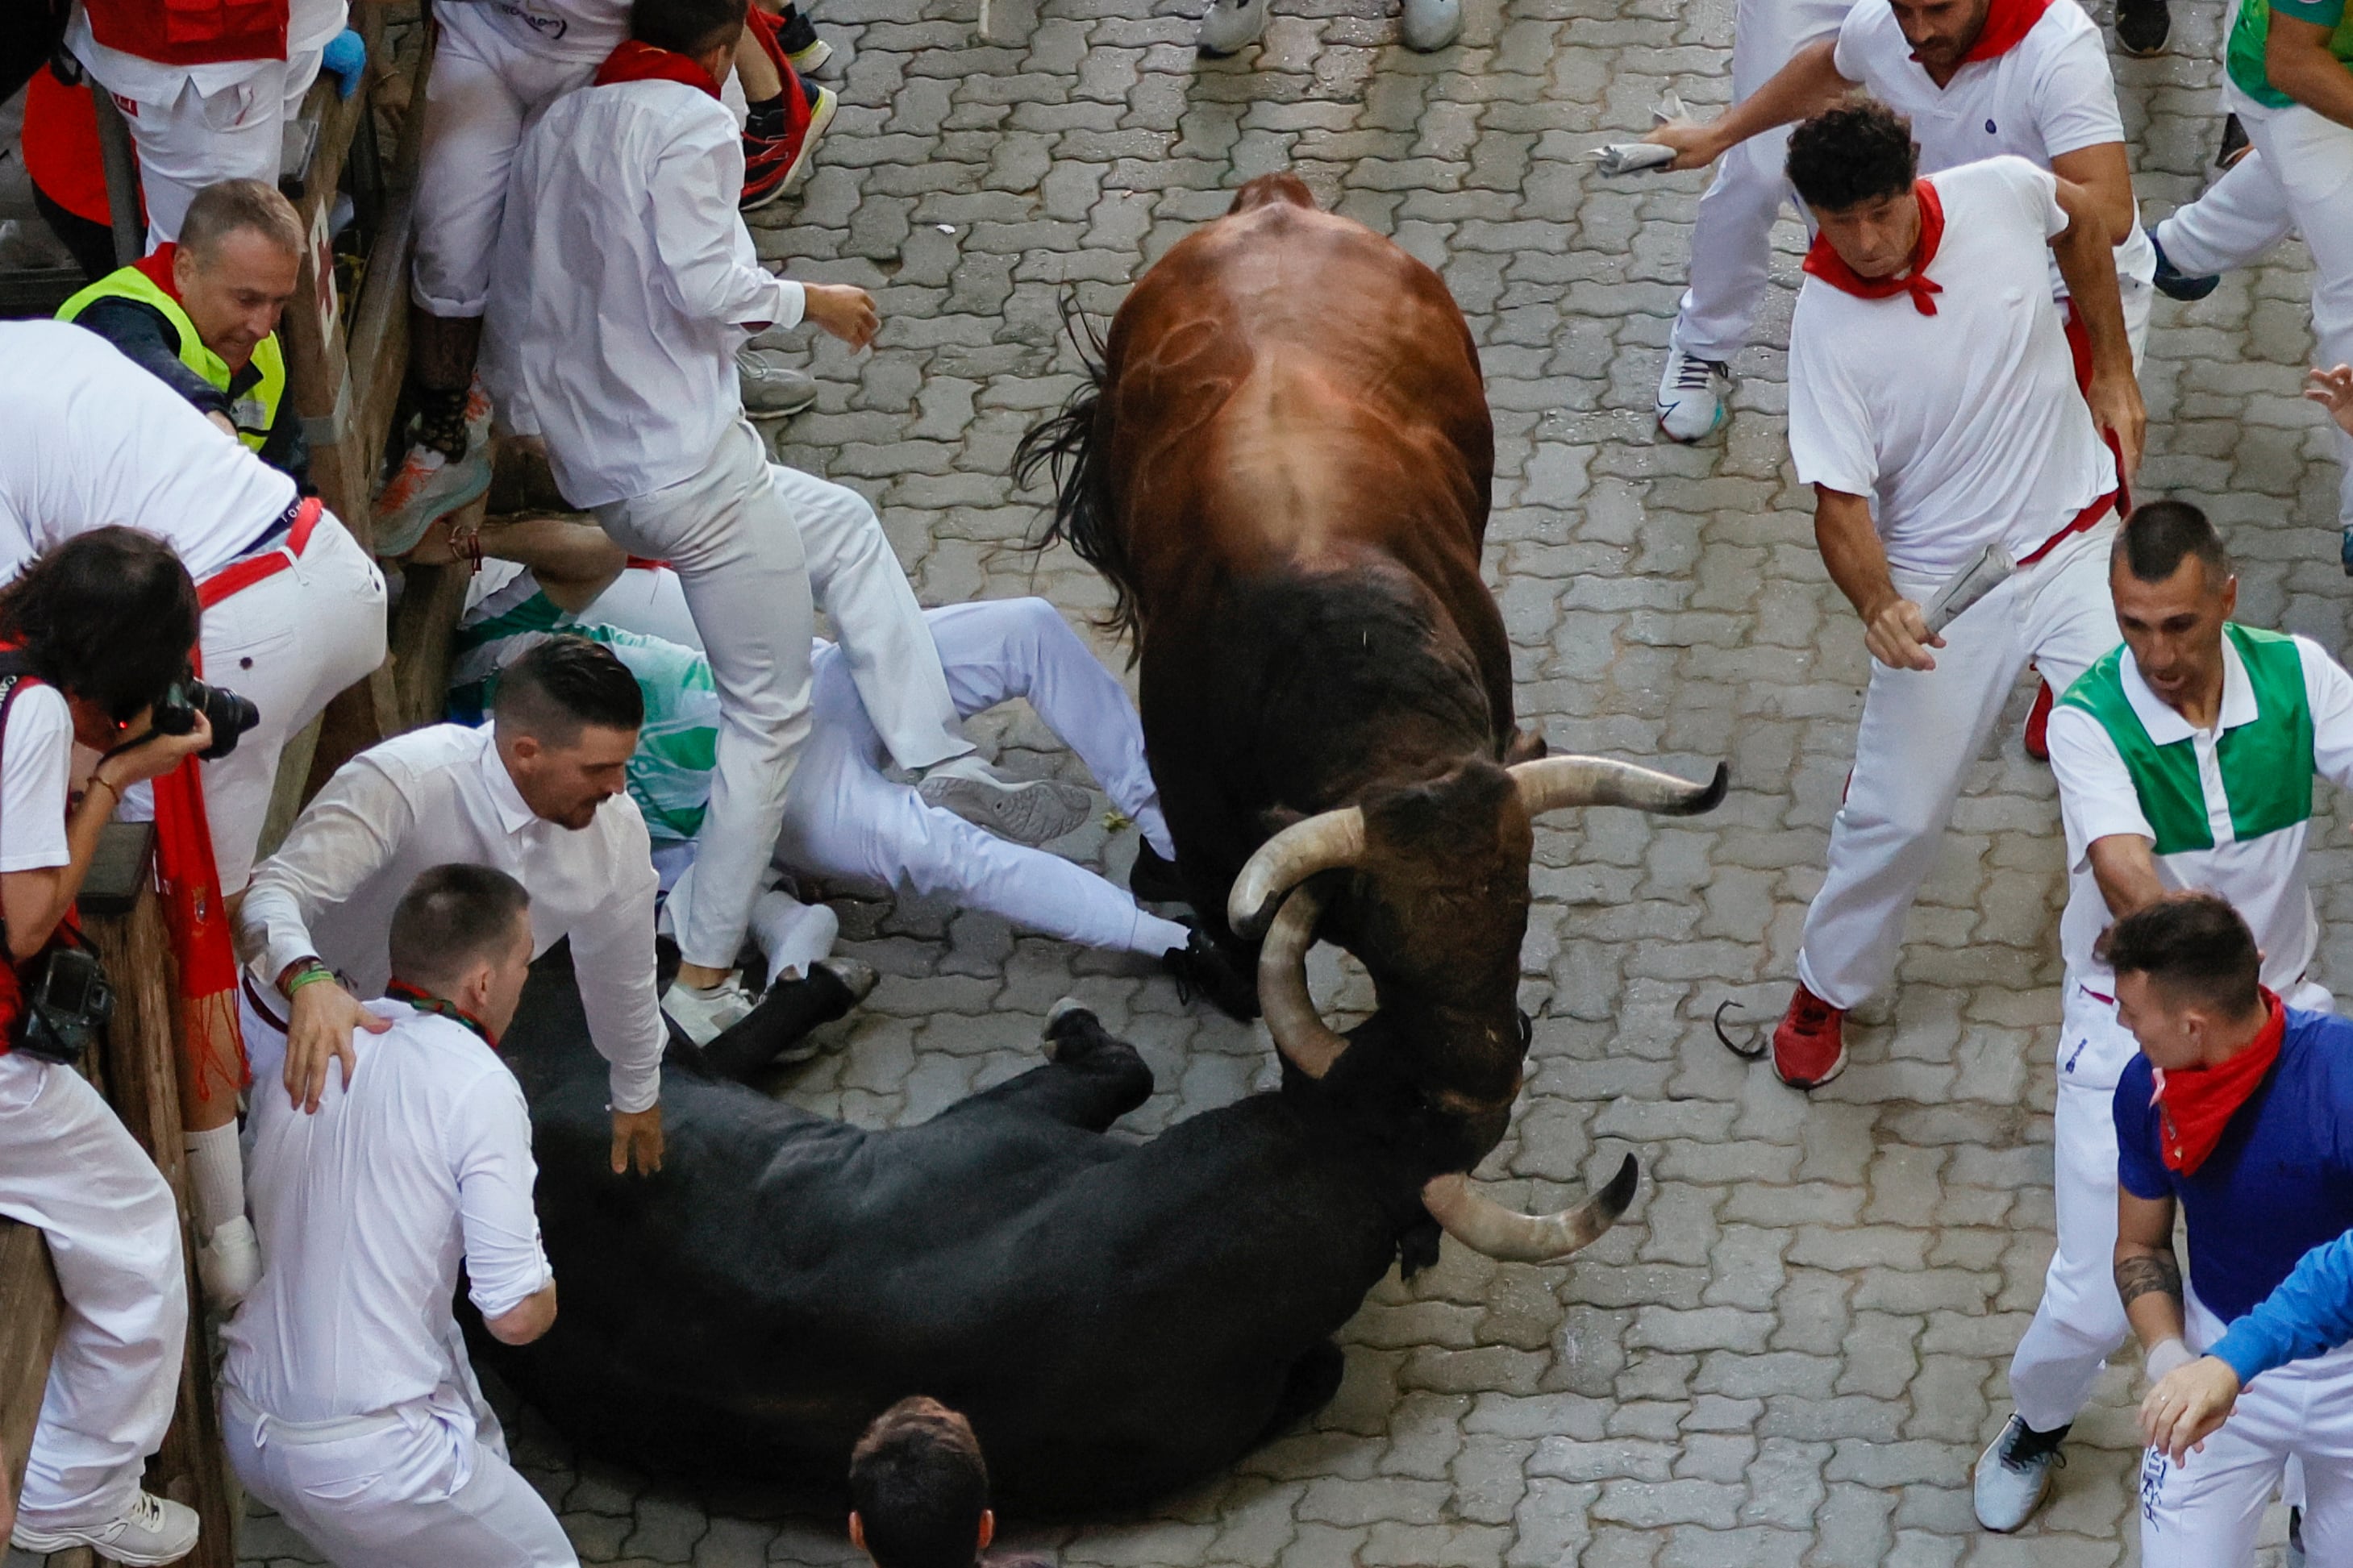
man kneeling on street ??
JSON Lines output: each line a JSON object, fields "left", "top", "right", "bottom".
{"left": 221, "top": 864, "right": 576, "bottom": 1567}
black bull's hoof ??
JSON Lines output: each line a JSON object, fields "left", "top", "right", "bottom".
{"left": 479, "top": 959, "right": 1431, "bottom": 1516}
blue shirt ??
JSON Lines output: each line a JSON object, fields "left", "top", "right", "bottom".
{"left": 2114, "top": 1007, "right": 2353, "bottom": 1325}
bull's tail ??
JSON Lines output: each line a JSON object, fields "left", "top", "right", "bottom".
{"left": 1015, "top": 297, "right": 1141, "bottom": 643}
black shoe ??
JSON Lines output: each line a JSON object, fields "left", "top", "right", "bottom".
{"left": 1161, "top": 928, "right": 1259, "bottom": 1021}
{"left": 2148, "top": 227, "right": 2219, "bottom": 302}
{"left": 701, "top": 957, "right": 877, "bottom": 1079}
{"left": 2115, "top": 0, "right": 2168, "bottom": 56}
{"left": 2218, "top": 111, "right": 2251, "bottom": 169}
{"left": 1127, "top": 842, "right": 1187, "bottom": 905}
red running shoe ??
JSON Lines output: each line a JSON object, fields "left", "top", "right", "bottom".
{"left": 2024, "top": 679, "right": 2054, "bottom": 763}
{"left": 1772, "top": 983, "right": 1847, "bottom": 1089}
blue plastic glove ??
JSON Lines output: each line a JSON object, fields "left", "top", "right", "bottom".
{"left": 322, "top": 28, "right": 366, "bottom": 98}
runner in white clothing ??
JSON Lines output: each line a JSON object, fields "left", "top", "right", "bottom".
{"left": 1736, "top": 107, "right": 2143, "bottom": 1090}
{"left": 1648, "top": 0, "right": 2156, "bottom": 438}
{"left": 222, "top": 864, "right": 577, "bottom": 1568}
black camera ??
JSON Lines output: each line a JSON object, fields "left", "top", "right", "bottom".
{"left": 153, "top": 676, "right": 261, "bottom": 761}
{"left": 13, "top": 944, "right": 115, "bottom": 1066}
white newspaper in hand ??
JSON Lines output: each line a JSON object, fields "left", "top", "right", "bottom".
{"left": 1922, "top": 543, "right": 2017, "bottom": 634}
{"left": 1592, "top": 94, "right": 1689, "bottom": 177}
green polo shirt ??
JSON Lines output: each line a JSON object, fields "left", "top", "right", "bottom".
{"left": 2229, "top": 0, "right": 2353, "bottom": 108}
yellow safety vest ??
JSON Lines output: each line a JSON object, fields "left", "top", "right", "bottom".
{"left": 58, "top": 264, "right": 287, "bottom": 454}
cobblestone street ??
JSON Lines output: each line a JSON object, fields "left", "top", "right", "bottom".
{"left": 193, "top": 0, "right": 2353, "bottom": 1560}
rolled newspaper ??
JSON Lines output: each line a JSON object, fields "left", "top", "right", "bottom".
{"left": 1922, "top": 543, "right": 2018, "bottom": 634}
{"left": 1591, "top": 94, "right": 1689, "bottom": 177}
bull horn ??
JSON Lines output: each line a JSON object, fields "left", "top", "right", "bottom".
{"left": 1421, "top": 1152, "right": 1640, "bottom": 1262}
{"left": 1227, "top": 808, "right": 1365, "bottom": 939}
{"left": 1509, "top": 757, "right": 1729, "bottom": 818}
{"left": 1258, "top": 885, "right": 1350, "bottom": 1079}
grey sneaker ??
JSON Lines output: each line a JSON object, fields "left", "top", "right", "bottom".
{"left": 1972, "top": 1414, "right": 2067, "bottom": 1533}
{"left": 662, "top": 972, "right": 760, "bottom": 1046}
{"left": 13, "top": 1491, "right": 201, "bottom": 1566}
{"left": 1197, "top": 0, "right": 1268, "bottom": 54}
{"left": 1401, "top": 0, "right": 1460, "bottom": 49}
{"left": 917, "top": 755, "right": 1091, "bottom": 846}
{"left": 737, "top": 347, "right": 819, "bottom": 419}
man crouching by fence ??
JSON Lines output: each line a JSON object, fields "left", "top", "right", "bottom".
{"left": 219, "top": 864, "right": 576, "bottom": 1568}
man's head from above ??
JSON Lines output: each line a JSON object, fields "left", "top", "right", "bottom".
{"left": 389, "top": 863, "right": 535, "bottom": 1039}
{"left": 494, "top": 635, "right": 644, "bottom": 830}
{"left": 1787, "top": 101, "right": 1922, "bottom": 280}
{"left": 2108, "top": 892, "right": 2266, "bottom": 1072}
{"left": 173, "top": 180, "right": 304, "bottom": 375}
{"left": 1888, "top": 0, "right": 1993, "bottom": 74}
{"left": 631, "top": 0, "right": 748, "bottom": 85}
{"left": 0, "top": 526, "right": 198, "bottom": 746}
{"left": 847, "top": 1398, "right": 996, "bottom": 1568}
{"left": 2111, "top": 500, "right": 2237, "bottom": 712}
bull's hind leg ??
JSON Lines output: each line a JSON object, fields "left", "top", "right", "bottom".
{"left": 939, "top": 1001, "right": 1152, "bottom": 1133}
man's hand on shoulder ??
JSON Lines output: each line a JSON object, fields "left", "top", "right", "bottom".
{"left": 611, "top": 1104, "right": 664, "bottom": 1175}
{"left": 803, "top": 284, "right": 880, "bottom": 351}
{"left": 283, "top": 970, "right": 392, "bottom": 1113}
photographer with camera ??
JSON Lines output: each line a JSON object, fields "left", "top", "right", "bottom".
{"left": 0, "top": 528, "right": 221, "bottom": 1566}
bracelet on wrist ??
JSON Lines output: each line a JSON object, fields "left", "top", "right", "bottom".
{"left": 84, "top": 773, "right": 121, "bottom": 809}
{"left": 284, "top": 962, "right": 336, "bottom": 999}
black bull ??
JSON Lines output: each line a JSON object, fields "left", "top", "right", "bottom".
{"left": 475, "top": 952, "right": 1635, "bottom": 1516}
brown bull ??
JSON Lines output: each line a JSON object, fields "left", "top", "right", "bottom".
{"left": 1018, "top": 172, "right": 1725, "bottom": 1262}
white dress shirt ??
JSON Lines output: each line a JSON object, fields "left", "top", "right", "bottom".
{"left": 239, "top": 723, "right": 664, "bottom": 1112}
{"left": 485, "top": 78, "right": 806, "bottom": 508}
{"left": 223, "top": 1000, "right": 552, "bottom": 1424}
{"left": 0, "top": 321, "right": 295, "bottom": 580}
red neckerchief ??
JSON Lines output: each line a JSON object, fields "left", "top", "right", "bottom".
{"left": 2151, "top": 989, "right": 2285, "bottom": 1175}
{"left": 1801, "top": 180, "right": 1946, "bottom": 316}
{"left": 593, "top": 40, "right": 723, "bottom": 100}
{"left": 385, "top": 979, "right": 500, "bottom": 1049}
{"left": 1956, "top": 0, "right": 2051, "bottom": 60}
{"left": 132, "top": 242, "right": 184, "bottom": 302}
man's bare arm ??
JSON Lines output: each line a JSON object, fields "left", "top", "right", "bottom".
{"left": 1814, "top": 485, "right": 1944, "bottom": 672}
{"left": 2049, "top": 142, "right": 2139, "bottom": 247}
{"left": 2269, "top": 12, "right": 2353, "bottom": 129}
{"left": 2116, "top": 1188, "right": 2188, "bottom": 1351}
{"left": 2087, "top": 834, "right": 2167, "bottom": 923}
{"left": 1644, "top": 40, "right": 1855, "bottom": 170}
{"left": 2050, "top": 173, "right": 2146, "bottom": 480}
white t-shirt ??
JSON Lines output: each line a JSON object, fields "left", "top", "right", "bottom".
{"left": 1834, "top": 0, "right": 2157, "bottom": 294}
{"left": 1786, "top": 156, "right": 2114, "bottom": 577}
{"left": 0, "top": 322, "right": 295, "bottom": 581}
{"left": 223, "top": 1002, "right": 552, "bottom": 1425}
{"left": 0, "top": 684, "right": 73, "bottom": 876}
{"left": 2047, "top": 634, "right": 2353, "bottom": 1088}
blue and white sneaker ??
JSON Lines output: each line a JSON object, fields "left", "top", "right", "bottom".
{"left": 2148, "top": 227, "right": 2220, "bottom": 303}
{"left": 1655, "top": 346, "right": 1730, "bottom": 443}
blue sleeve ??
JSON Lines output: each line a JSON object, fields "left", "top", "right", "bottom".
{"left": 2114, "top": 1065, "right": 2172, "bottom": 1201}
{"left": 69, "top": 303, "right": 231, "bottom": 420}
{"left": 2210, "top": 1229, "right": 2353, "bottom": 1383}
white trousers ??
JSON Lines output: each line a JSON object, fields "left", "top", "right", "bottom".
{"left": 410, "top": 11, "right": 593, "bottom": 317}
{"left": 0, "top": 1053, "right": 186, "bottom": 1530}
{"left": 2137, "top": 1321, "right": 2353, "bottom": 1568}
{"left": 2152, "top": 145, "right": 2295, "bottom": 278}
{"left": 769, "top": 598, "right": 1187, "bottom": 957}
{"left": 2239, "top": 92, "right": 2353, "bottom": 527}
{"left": 79, "top": 48, "right": 328, "bottom": 247}
{"left": 200, "top": 511, "right": 389, "bottom": 892}
{"left": 1795, "top": 518, "right": 2119, "bottom": 1009}
{"left": 223, "top": 1393, "right": 576, "bottom": 1568}
{"left": 1671, "top": 0, "right": 1851, "bottom": 362}
{"left": 2009, "top": 981, "right": 2333, "bottom": 1434}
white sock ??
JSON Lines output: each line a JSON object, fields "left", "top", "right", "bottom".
{"left": 184, "top": 1123, "right": 245, "bottom": 1237}
{"left": 752, "top": 889, "right": 838, "bottom": 984}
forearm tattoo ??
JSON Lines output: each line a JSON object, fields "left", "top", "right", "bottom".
{"left": 2116, "top": 1251, "right": 2184, "bottom": 1311}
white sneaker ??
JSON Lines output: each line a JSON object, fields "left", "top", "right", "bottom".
{"left": 1655, "top": 345, "right": 1732, "bottom": 443}
{"left": 198, "top": 1214, "right": 261, "bottom": 1310}
{"left": 1401, "top": 0, "right": 1460, "bottom": 49}
{"left": 737, "top": 347, "right": 820, "bottom": 419}
{"left": 916, "top": 755, "right": 1091, "bottom": 846}
{"left": 1972, "top": 1414, "right": 2064, "bottom": 1533}
{"left": 12, "top": 1491, "right": 201, "bottom": 1566}
{"left": 1197, "top": 0, "right": 1268, "bottom": 54}
{"left": 663, "top": 973, "right": 759, "bottom": 1046}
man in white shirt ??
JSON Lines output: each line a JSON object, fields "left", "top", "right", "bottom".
{"left": 222, "top": 863, "right": 575, "bottom": 1568}
{"left": 65, "top": 0, "right": 348, "bottom": 245}
{"left": 1647, "top": 0, "right": 2157, "bottom": 437}
{"left": 1742, "top": 105, "right": 2143, "bottom": 1089}
{"left": 1970, "top": 500, "right": 2353, "bottom": 1532}
{"left": 487, "top": 0, "right": 1006, "bottom": 1044}
{"left": 238, "top": 635, "right": 667, "bottom": 1177}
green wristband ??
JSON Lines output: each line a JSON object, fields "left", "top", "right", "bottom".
{"left": 285, "top": 963, "right": 336, "bottom": 997}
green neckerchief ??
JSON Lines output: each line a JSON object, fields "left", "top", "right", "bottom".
{"left": 384, "top": 979, "right": 499, "bottom": 1047}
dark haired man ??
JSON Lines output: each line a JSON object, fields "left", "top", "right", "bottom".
{"left": 848, "top": 1398, "right": 1046, "bottom": 1568}
{"left": 239, "top": 636, "right": 668, "bottom": 1179}
{"left": 1740, "top": 104, "right": 2139, "bottom": 1093}
{"left": 222, "top": 864, "right": 577, "bottom": 1568}
{"left": 2101, "top": 894, "right": 2353, "bottom": 1564}
{"left": 1974, "top": 499, "right": 2353, "bottom": 1528}
{"left": 1645, "top": 0, "right": 2154, "bottom": 439}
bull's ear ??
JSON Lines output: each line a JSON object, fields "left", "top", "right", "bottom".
{"left": 1501, "top": 726, "right": 1547, "bottom": 766}
{"left": 1258, "top": 804, "right": 1308, "bottom": 836}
